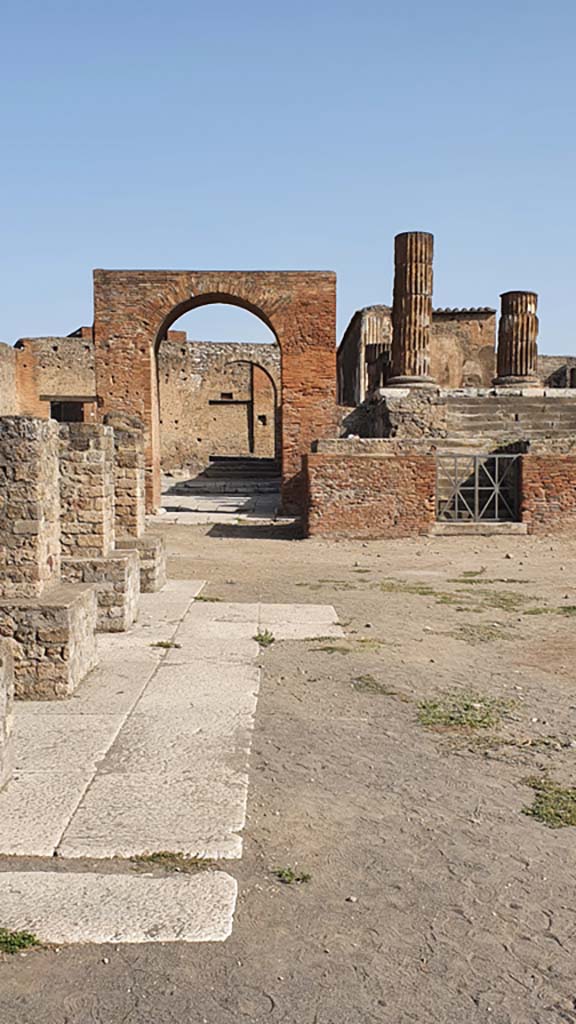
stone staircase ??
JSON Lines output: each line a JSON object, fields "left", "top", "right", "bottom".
{"left": 165, "top": 456, "right": 281, "bottom": 495}
{"left": 441, "top": 395, "right": 576, "bottom": 451}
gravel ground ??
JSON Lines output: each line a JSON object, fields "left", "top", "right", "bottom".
{"left": 1, "top": 525, "right": 576, "bottom": 1024}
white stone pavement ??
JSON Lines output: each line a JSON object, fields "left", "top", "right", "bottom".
{"left": 0, "top": 582, "right": 343, "bottom": 943}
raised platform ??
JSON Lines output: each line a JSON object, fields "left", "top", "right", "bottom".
{"left": 0, "top": 583, "right": 98, "bottom": 699}
{"left": 62, "top": 550, "right": 140, "bottom": 632}
{"left": 116, "top": 533, "right": 166, "bottom": 593}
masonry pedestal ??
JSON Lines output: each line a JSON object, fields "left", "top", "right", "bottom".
{"left": 59, "top": 423, "right": 140, "bottom": 630}
{"left": 0, "top": 584, "right": 98, "bottom": 699}
{"left": 104, "top": 412, "right": 167, "bottom": 593}
{"left": 0, "top": 417, "right": 99, "bottom": 699}
{"left": 116, "top": 536, "right": 166, "bottom": 593}
{"left": 61, "top": 551, "right": 140, "bottom": 633}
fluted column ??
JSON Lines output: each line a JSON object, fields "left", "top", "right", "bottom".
{"left": 388, "top": 231, "right": 435, "bottom": 386}
{"left": 494, "top": 291, "right": 539, "bottom": 386}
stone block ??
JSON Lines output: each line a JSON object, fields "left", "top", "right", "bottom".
{"left": 116, "top": 534, "right": 166, "bottom": 593}
{"left": 61, "top": 550, "right": 140, "bottom": 632}
{"left": 0, "top": 641, "right": 14, "bottom": 791}
{"left": 0, "top": 584, "right": 98, "bottom": 699}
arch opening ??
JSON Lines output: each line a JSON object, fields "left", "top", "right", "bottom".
{"left": 155, "top": 301, "right": 282, "bottom": 508}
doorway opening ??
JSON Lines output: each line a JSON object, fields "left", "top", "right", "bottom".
{"left": 156, "top": 303, "right": 283, "bottom": 523}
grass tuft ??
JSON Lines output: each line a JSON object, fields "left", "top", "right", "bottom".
{"left": 352, "top": 674, "right": 396, "bottom": 695}
{"left": 130, "top": 851, "right": 214, "bottom": 872}
{"left": 273, "top": 866, "right": 311, "bottom": 885}
{"left": 522, "top": 777, "right": 576, "bottom": 828}
{"left": 418, "top": 691, "right": 511, "bottom": 730}
{"left": 254, "top": 629, "right": 275, "bottom": 648}
{"left": 0, "top": 928, "right": 40, "bottom": 954}
{"left": 150, "top": 640, "right": 181, "bottom": 649}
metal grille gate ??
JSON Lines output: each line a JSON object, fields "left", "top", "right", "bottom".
{"left": 436, "top": 454, "right": 520, "bottom": 522}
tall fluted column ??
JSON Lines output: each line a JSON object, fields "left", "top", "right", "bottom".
{"left": 494, "top": 291, "right": 539, "bottom": 386}
{"left": 388, "top": 231, "right": 435, "bottom": 385}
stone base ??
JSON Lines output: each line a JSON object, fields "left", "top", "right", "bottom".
{"left": 0, "top": 583, "right": 98, "bottom": 700}
{"left": 116, "top": 534, "right": 166, "bottom": 593}
{"left": 61, "top": 551, "right": 140, "bottom": 633}
{"left": 0, "top": 642, "right": 14, "bottom": 791}
{"left": 429, "top": 522, "right": 528, "bottom": 537}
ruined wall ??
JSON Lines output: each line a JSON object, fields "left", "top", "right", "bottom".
{"left": 0, "top": 344, "right": 19, "bottom": 415}
{"left": 15, "top": 337, "right": 96, "bottom": 399}
{"left": 306, "top": 441, "right": 436, "bottom": 538}
{"left": 158, "top": 338, "right": 280, "bottom": 474}
{"left": 430, "top": 310, "right": 496, "bottom": 387}
{"left": 338, "top": 306, "right": 497, "bottom": 403}
{"left": 521, "top": 455, "right": 576, "bottom": 534}
{"left": 537, "top": 355, "right": 576, "bottom": 388}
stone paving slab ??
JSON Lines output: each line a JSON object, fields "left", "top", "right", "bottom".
{"left": 0, "top": 871, "right": 237, "bottom": 944}
{"left": 0, "top": 770, "right": 94, "bottom": 856}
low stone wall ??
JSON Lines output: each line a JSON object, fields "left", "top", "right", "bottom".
{"left": 0, "top": 584, "right": 98, "bottom": 699}
{"left": 116, "top": 536, "right": 166, "bottom": 593}
{"left": 306, "top": 444, "right": 436, "bottom": 539}
{"left": 0, "top": 641, "right": 14, "bottom": 791}
{"left": 62, "top": 551, "right": 140, "bottom": 632}
{"left": 521, "top": 456, "right": 576, "bottom": 535}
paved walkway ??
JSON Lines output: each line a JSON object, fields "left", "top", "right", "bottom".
{"left": 0, "top": 583, "right": 343, "bottom": 943}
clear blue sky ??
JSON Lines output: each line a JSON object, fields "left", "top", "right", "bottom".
{"left": 1, "top": 0, "right": 575, "bottom": 352}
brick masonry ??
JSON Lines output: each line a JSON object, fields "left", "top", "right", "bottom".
{"left": 0, "top": 641, "right": 14, "bottom": 791}
{"left": 520, "top": 455, "right": 576, "bottom": 534}
{"left": 306, "top": 447, "right": 436, "bottom": 539}
{"left": 92, "top": 270, "right": 338, "bottom": 513}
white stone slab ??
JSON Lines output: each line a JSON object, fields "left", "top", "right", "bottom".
{"left": 184, "top": 603, "right": 260, "bottom": 622}
{"left": 163, "top": 638, "right": 259, "bottom": 665}
{"left": 258, "top": 603, "right": 341, "bottom": 624}
{"left": 0, "top": 871, "right": 237, "bottom": 944}
{"left": 137, "top": 662, "right": 260, "bottom": 711}
{"left": 57, "top": 770, "right": 248, "bottom": 859}
{"left": 258, "top": 621, "right": 344, "bottom": 640}
{"left": 176, "top": 619, "right": 259, "bottom": 640}
{"left": 12, "top": 713, "right": 124, "bottom": 769}
{"left": 0, "top": 771, "right": 93, "bottom": 856}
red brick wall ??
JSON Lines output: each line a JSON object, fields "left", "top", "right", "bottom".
{"left": 305, "top": 452, "right": 436, "bottom": 538}
{"left": 93, "top": 270, "right": 338, "bottom": 513}
{"left": 521, "top": 455, "right": 576, "bottom": 534}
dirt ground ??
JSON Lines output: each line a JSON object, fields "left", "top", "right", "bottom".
{"left": 2, "top": 524, "right": 576, "bottom": 1024}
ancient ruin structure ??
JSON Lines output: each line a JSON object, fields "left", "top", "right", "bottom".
{"left": 0, "top": 236, "right": 575, "bottom": 553}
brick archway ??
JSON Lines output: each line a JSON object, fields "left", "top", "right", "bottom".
{"left": 93, "top": 270, "right": 337, "bottom": 512}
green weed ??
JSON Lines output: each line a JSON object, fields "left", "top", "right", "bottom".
{"left": 522, "top": 777, "right": 576, "bottom": 828}
{"left": 418, "top": 691, "right": 511, "bottom": 730}
{"left": 0, "top": 929, "right": 40, "bottom": 954}
{"left": 273, "top": 867, "right": 311, "bottom": 885}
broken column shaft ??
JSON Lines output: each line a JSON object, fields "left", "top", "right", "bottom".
{"left": 495, "top": 291, "right": 539, "bottom": 386}
{"left": 389, "top": 232, "right": 435, "bottom": 386}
